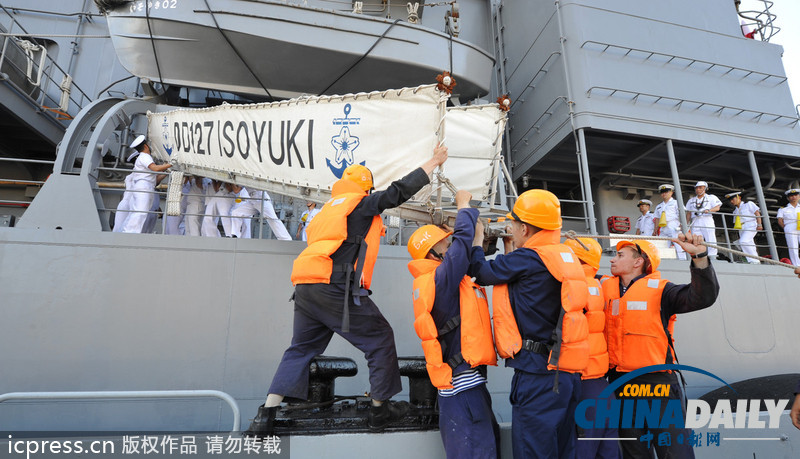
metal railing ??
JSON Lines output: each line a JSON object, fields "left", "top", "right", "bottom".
{"left": 586, "top": 86, "right": 800, "bottom": 128}
{"left": 0, "top": 5, "right": 93, "bottom": 123}
{"left": 0, "top": 390, "right": 241, "bottom": 432}
{"left": 737, "top": 0, "right": 780, "bottom": 42}
{"left": 626, "top": 207, "right": 797, "bottom": 265}
{"left": 581, "top": 40, "right": 787, "bottom": 86}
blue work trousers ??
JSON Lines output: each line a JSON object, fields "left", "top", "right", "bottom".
{"left": 613, "top": 371, "right": 694, "bottom": 459}
{"left": 268, "top": 283, "right": 402, "bottom": 401}
{"left": 577, "top": 377, "right": 622, "bottom": 459}
{"left": 511, "top": 369, "right": 581, "bottom": 459}
{"left": 438, "top": 384, "right": 500, "bottom": 459}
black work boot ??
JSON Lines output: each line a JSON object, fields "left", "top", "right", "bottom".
{"left": 243, "top": 404, "right": 277, "bottom": 437}
{"left": 368, "top": 400, "right": 410, "bottom": 432}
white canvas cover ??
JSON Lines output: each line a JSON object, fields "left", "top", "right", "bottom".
{"left": 147, "top": 84, "right": 507, "bottom": 210}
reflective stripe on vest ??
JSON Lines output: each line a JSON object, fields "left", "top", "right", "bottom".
{"left": 602, "top": 272, "right": 675, "bottom": 373}
{"left": 491, "top": 230, "right": 590, "bottom": 374}
{"left": 408, "top": 259, "right": 497, "bottom": 389}
{"left": 290, "top": 179, "right": 385, "bottom": 288}
{"left": 583, "top": 266, "right": 610, "bottom": 380}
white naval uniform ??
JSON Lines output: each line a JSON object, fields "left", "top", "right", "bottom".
{"left": 113, "top": 174, "right": 134, "bottom": 232}
{"left": 653, "top": 197, "right": 686, "bottom": 260}
{"left": 298, "top": 207, "right": 321, "bottom": 241}
{"left": 732, "top": 201, "right": 760, "bottom": 263}
{"left": 686, "top": 194, "right": 722, "bottom": 256}
{"left": 201, "top": 183, "right": 235, "bottom": 237}
{"left": 142, "top": 185, "right": 162, "bottom": 234}
{"left": 635, "top": 211, "right": 655, "bottom": 237}
{"left": 165, "top": 180, "right": 191, "bottom": 235}
{"left": 184, "top": 178, "right": 208, "bottom": 237}
{"left": 121, "top": 152, "right": 157, "bottom": 233}
{"left": 229, "top": 188, "right": 292, "bottom": 240}
{"left": 777, "top": 202, "right": 800, "bottom": 266}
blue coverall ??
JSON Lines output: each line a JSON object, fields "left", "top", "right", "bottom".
{"left": 469, "top": 244, "right": 581, "bottom": 459}
{"left": 430, "top": 207, "right": 499, "bottom": 458}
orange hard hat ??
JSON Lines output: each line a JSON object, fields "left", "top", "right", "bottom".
{"left": 407, "top": 225, "right": 452, "bottom": 260}
{"left": 507, "top": 189, "right": 562, "bottom": 230}
{"left": 616, "top": 240, "right": 661, "bottom": 274}
{"left": 565, "top": 237, "right": 602, "bottom": 270}
{"left": 343, "top": 164, "right": 374, "bottom": 193}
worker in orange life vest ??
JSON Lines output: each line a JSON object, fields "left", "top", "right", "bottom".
{"left": 407, "top": 189, "right": 499, "bottom": 458}
{"left": 245, "top": 144, "right": 449, "bottom": 436}
{"left": 469, "top": 189, "right": 589, "bottom": 459}
{"left": 604, "top": 235, "right": 719, "bottom": 459}
{"left": 564, "top": 237, "right": 621, "bottom": 459}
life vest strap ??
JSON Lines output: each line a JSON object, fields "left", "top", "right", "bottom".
{"left": 438, "top": 315, "right": 461, "bottom": 336}
{"left": 341, "top": 235, "right": 367, "bottom": 334}
{"left": 521, "top": 339, "right": 550, "bottom": 354}
{"left": 447, "top": 353, "right": 464, "bottom": 369}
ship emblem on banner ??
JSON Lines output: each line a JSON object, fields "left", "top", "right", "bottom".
{"left": 162, "top": 115, "right": 173, "bottom": 156}
{"left": 327, "top": 103, "right": 364, "bottom": 178}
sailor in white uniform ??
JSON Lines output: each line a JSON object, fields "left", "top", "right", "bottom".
{"left": 725, "top": 191, "right": 763, "bottom": 264}
{"left": 777, "top": 188, "right": 800, "bottom": 266}
{"left": 113, "top": 174, "right": 134, "bottom": 232}
{"left": 653, "top": 184, "right": 686, "bottom": 260}
{"left": 635, "top": 199, "right": 655, "bottom": 236}
{"left": 229, "top": 186, "right": 292, "bottom": 240}
{"left": 184, "top": 176, "right": 208, "bottom": 237}
{"left": 296, "top": 201, "right": 321, "bottom": 241}
{"left": 685, "top": 181, "right": 721, "bottom": 257}
{"left": 201, "top": 180, "right": 235, "bottom": 237}
{"left": 142, "top": 184, "right": 163, "bottom": 234}
{"left": 119, "top": 135, "right": 172, "bottom": 233}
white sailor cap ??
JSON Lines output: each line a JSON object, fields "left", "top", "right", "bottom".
{"left": 724, "top": 191, "right": 742, "bottom": 199}
{"left": 129, "top": 134, "right": 146, "bottom": 150}
{"left": 637, "top": 199, "right": 652, "bottom": 207}
{"left": 126, "top": 151, "right": 140, "bottom": 162}
{"left": 786, "top": 188, "right": 800, "bottom": 196}
{"left": 695, "top": 181, "right": 708, "bottom": 188}
{"left": 658, "top": 184, "right": 674, "bottom": 192}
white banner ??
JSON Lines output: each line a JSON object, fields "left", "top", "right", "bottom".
{"left": 147, "top": 85, "right": 507, "bottom": 209}
{"left": 148, "top": 85, "right": 446, "bottom": 192}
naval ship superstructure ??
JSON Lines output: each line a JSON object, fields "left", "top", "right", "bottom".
{"left": 1, "top": 1, "right": 800, "bottom": 457}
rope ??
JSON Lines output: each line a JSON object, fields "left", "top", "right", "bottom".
{"left": 59, "top": 74, "right": 72, "bottom": 112}
{"left": 166, "top": 171, "right": 185, "bottom": 216}
{"left": 435, "top": 172, "right": 458, "bottom": 195}
{"left": 144, "top": 2, "right": 165, "bottom": 87}
{"left": 201, "top": 0, "right": 274, "bottom": 100}
{"left": 319, "top": 19, "right": 402, "bottom": 95}
{"left": 560, "top": 231, "right": 798, "bottom": 271}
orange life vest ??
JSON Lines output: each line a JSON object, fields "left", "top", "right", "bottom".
{"left": 491, "top": 230, "right": 590, "bottom": 373}
{"left": 408, "top": 259, "right": 497, "bottom": 389}
{"left": 602, "top": 272, "right": 676, "bottom": 373}
{"left": 291, "top": 179, "right": 385, "bottom": 287}
{"left": 582, "top": 265, "right": 610, "bottom": 380}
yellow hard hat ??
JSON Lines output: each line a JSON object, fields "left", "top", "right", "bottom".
{"left": 616, "top": 240, "right": 661, "bottom": 274}
{"left": 565, "top": 237, "right": 602, "bottom": 270}
{"left": 507, "top": 189, "right": 562, "bottom": 230}
{"left": 407, "top": 225, "right": 452, "bottom": 260}
{"left": 343, "top": 164, "right": 374, "bottom": 193}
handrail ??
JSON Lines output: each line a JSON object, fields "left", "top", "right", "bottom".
{"left": 0, "top": 390, "right": 241, "bottom": 432}
{"left": 581, "top": 40, "right": 786, "bottom": 86}
{"left": 586, "top": 86, "right": 800, "bottom": 127}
